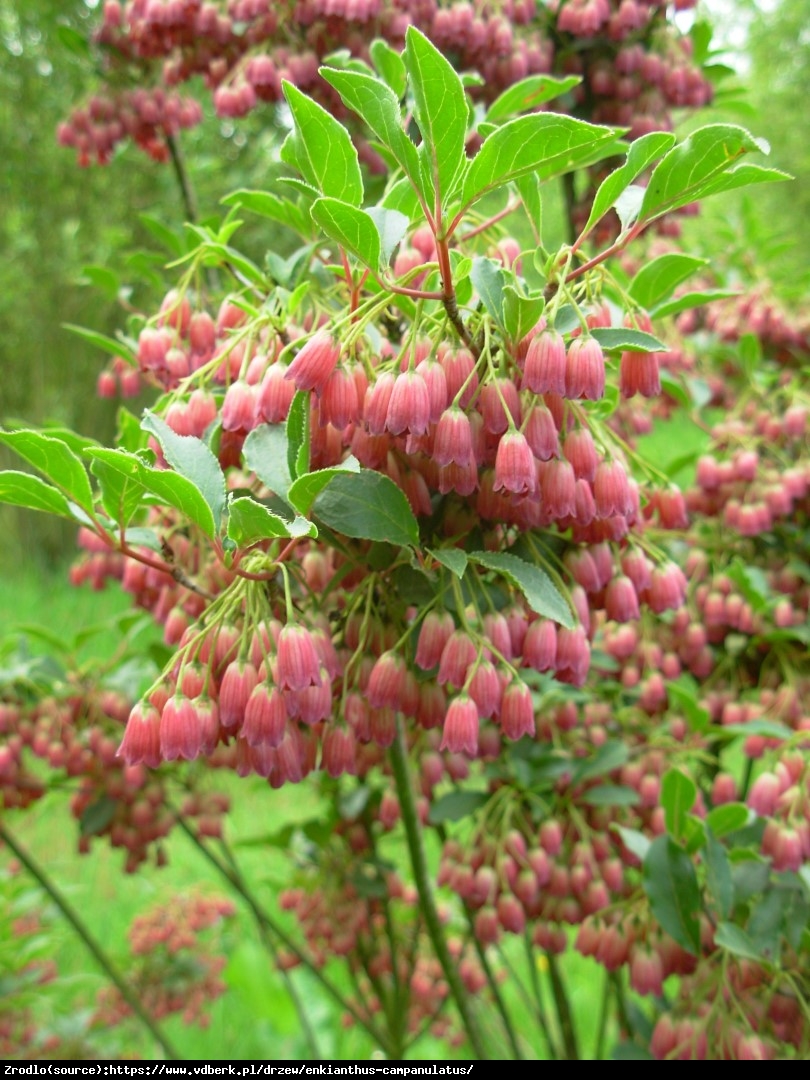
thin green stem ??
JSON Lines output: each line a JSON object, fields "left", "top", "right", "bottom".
{"left": 594, "top": 968, "right": 611, "bottom": 1060}
{"left": 389, "top": 717, "right": 489, "bottom": 1059}
{"left": 0, "top": 822, "right": 180, "bottom": 1060}
{"left": 464, "top": 906, "right": 524, "bottom": 1059}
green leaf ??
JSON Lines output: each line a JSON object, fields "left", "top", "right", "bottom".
{"left": 310, "top": 198, "right": 381, "bottom": 270}
{"left": 366, "top": 207, "right": 410, "bottom": 266}
{"left": 748, "top": 887, "right": 791, "bottom": 960}
{"left": 139, "top": 212, "right": 186, "bottom": 257}
{"left": 243, "top": 424, "right": 292, "bottom": 500}
{"left": 714, "top": 922, "right": 765, "bottom": 963}
{"left": 613, "top": 825, "right": 650, "bottom": 863}
{"left": 286, "top": 457, "right": 361, "bottom": 516}
{"left": 643, "top": 835, "right": 701, "bottom": 955}
{"left": 611, "top": 1043, "right": 654, "bottom": 1061}
{"left": 661, "top": 768, "right": 697, "bottom": 841}
{"left": 428, "top": 790, "right": 489, "bottom": 824}
{"left": 428, "top": 547, "right": 468, "bottom": 579}
{"left": 705, "top": 827, "right": 734, "bottom": 919}
{"left": 639, "top": 124, "right": 775, "bottom": 223}
{"left": 142, "top": 412, "right": 226, "bottom": 531}
{"left": 226, "top": 496, "right": 316, "bottom": 546}
{"left": 650, "top": 289, "right": 738, "bottom": 320}
{"left": 629, "top": 254, "right": 708, "bottom": 311}
{"left": 313, "top": 471, "right": 419, "bottom": 547}
{"left": 470, "top": 257, "right": 506, "bottom": 330}
{"left": 0, "top": 471, "right": 72, "bottom": 518}
{"left": 515, "top": 174, "right": 543, "bottom": 243}
{"left": 0, "top": 429, "right": 94, "bottom": 513}
{"left": 90, "top": 456, "right": 145, "bottom": 530}
{"left": 56, "top": 24, "right": 91, "bottom": 58}
{"left": 221, "top": 190, "right": 312, "bottom": 238}
{"left": 582, "top": 131, "right": 676, "bottom": 237}
{"left": 286, "top": 391, "right": 311, "bottom": 483}
{"left": 502, "top": 284, "right": 545, "bottom": 344}
{"left": 369, "top": 39, "right": 407, "bottom": 98}
{"left": 63, "top": 323, "right": 136, "bottom": 363}
{"left": 460, "top": 114, "right": 618, "bottom": 212}
{"left": 319, "top": 68, "right": 422, "bottom": 195}
{"left": 580, "top": 784, "right": 641, "bottom": 808}
{"left": 572, "top": 740, "right": 629, "bottom": 784}
{"left": 381, "top": 177, "right": 423, "bottom": 222}
{"left": 79, "top": 795, "right": 117, "bottom": 837}
{"left": 84, "top": 448, "right": 216, "bottom": 539}
{"left": 281, "top": 82, "right": 363, "bottom": 207}
{"left": 486, "top": 74, "right": 581, "bottom": 122}
{"left": 722, "top": 720, "right": 793, "bottom": 741}
{"left": 80, "top": 265, "right": 120, "bottom": 299}
{"left": 731, "top": 858, "right": 770, "bottom": 902}
{"left": 706, "top": 803, "right": 750, "bottom": 838}
{"left": 469, "top": 550, "right": 574, "bottom": 627}
{"left": 590, "top": 328, "right": 667, "bottom": 353}
{"left": 689, "top": 163, "right": 792, "bottom": 202}
{"left": 666, "top": 674, "right": 709, "bottom": 733}
{"left": 404, "top": 26, "right": 468, "bottom": 208}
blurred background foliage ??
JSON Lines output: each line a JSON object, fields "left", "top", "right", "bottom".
{"left": 0, "top": 0, "right": 806, "bottom": 566}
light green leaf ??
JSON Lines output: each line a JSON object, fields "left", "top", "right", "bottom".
{"left": 286, "top": 457, "right": 361, "bottom": 516}
{"left": 142, "top": 412, "right": 226, "bottom": 531}
{"left": 573, "top": 740, "right": 629, "bottom": 784}
{"left": 311, "top": 198, "right": 382, "bottom": 271}
{"left": 651, "top": 288, "right": 738, "bottom": 319}
{"left": 428, "top": 548, "right": 468, "bottom": 578}
{"left": 643, "top": 835, "right": 701, "bottom": 955}
{"left": 639, "top": 124, "right": 776, "bottom": 223}
{"left": 428, "top": 790, "right": 489, "bottom": 824}
{"left": 460, "top": 114, "right": 618, "bottom": 212}
{"left": 582, "top": 131, "right": 676, "bottom": 237}
{"left": 286, "top": 391, "right": 311, "bottom": 483}
{"left": 470, "top": 257, "right": 506, "bottom": 331}
{"left": 369, "top": 39, "right": 407, "bottom": 99}
{"left": 705, "top": 828, "right": 734, "bottom": 919}
{"left": 502, "top": 285, "right": 545, "bottom": 344}
{"left": 661, "top": 768, "right": 697, "bottom": 841}
{"left": 243, "top": 424, "right": 292, "bottom": 500}
{"left": 226, "top": 496, "right": 316, "bottom": 546}
{"left": 469, "top": 550, "right": 574, "bottom": 627}
{"left": 0, "top": 471, "right": 72, "bottom": 518}
{"left": 714, "top": 922, "right": 766, "bottom": 963}
{"left": 313, "top": 470, "right": 419, "bottom": 547}
{"left": 90, "top": 455, "right": 145, "bottom": 530}
{"left": 62, "top": 324, "right": 134, "bottom": 363}
{"left": 580, "top": 784, "right": 641, "bottom": 808}
{"left": 613, "top": 825, "right": 651, "bottom": 863}
{"left": 366, "top": 207, "right": 410, "bottom": 266}
{"left": 404, "top": 26, "right": 468, "bottom": 208}
{"left": 629, "top": 254, "right": 707, "bottom": 311}
{"left": 591, "top": 328, "right": 667, "bottom": 353}
{"left": 281, "top": 82, "right": 364, "bottom": 207}
{"left": 486, "top": 74, "right": 581, "bottom": 122}
{"left": 319, "top": 67, "right": 422, "bottom": 195}
{"left": 221, "top": 189, "right": 313, "bottom": 238}
{"left": 0, "top": 429, "right": 94, "bottom": 513}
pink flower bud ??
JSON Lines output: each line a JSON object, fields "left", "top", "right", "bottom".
{"left": 434, "top": 407, "right": 475, "bottom": 468}
{"left": 500, "top": 682, "right": 535, "bottom": 740}
{"left": 276, "top": 625, "right": 322, "bottom": 692}
{"left": 285, "top": 329, "right": 340, "bottom": 395}
{"left": 565, "top": 337, "right": 605, "bottom": 400}
{"left": 494, "top": 431, "right": 537, "bottom": 495}
{"left": 523, "top": 329, "right": 567, "bottom": 395}
{"left": 117, "top": 702, "right": 162, "bottom": 768}
{"left": 386, "top": 370, "right": 431, "bottom": 436}
{"left": 440, "top": 695, "right": 480, "bottom": 756}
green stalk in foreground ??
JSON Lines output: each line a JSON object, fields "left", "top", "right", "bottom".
{"left": 389, "top": 717, "right": 489, "bottom": 1060}
{"left": 0, "top": 822, "right": 180, "bottom": 1061}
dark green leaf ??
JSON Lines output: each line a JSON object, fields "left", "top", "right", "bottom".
{"left": 460, "top": 114, "right": 618, "bottom": 212}
{"left": 629, "top": 254, "right": 708, "bottom": 311}
{"left": 643, "top": 835, "right": 701, "bottom": 955}
{"left": 714, "top": 922, "right": 765, "bottom": 963}
{"left": 706, "top": 803, "right": 750, "bottom": 838}
{"left": 428, "top": 790, "right": 489, "bottom": 824}
{"left": 392, "top": 565, "right": 437, "bottom": 606}
{"left": 0, "top": 429, "right": 94, "bottom": 513}
{"left": 286, "top": 457, "right": 361, "bottom": 516}
{"left": 428, "top": 548, "right": 468, "bottom": 578}
{"left": 486, "top": 75, "right": 581, "bottom": 122}
{"left": 748, "top": 887, "right": 791, "bottom": 960}
{"left": 142, "top": 412, "right": 226, "bottom": 530}
{"left": 572, "top": 740, "right": 629, "bottom": 784}
{"left": 243, "top": 424, "right": 292, "bottom": 499}
{"left": 580, "top": 784, "right": 641, "bottom": 808}
{"left": 286, "top": 391, "right": 311, "bottom": 483}
{"left": 583, "top": 131, "right": 676, "bottom": 237}
{"left": 590, "top": 328, "right": 667, "bottom": 353}
{"left": 639, "top": 125, "right": 777, "bottom": 223}
{"left": 0, "top": 472, "right": 72, "bottom": 518}
{"left": 661, "top": 768, "right": 697, "bottom": 841}
{"left": 469, "top": 550, "right": 574, "bottom": 627}
{"left": 369, "top": 39, "right": 407, "bottom": 98}
{"left": 281, "top": 82, "right": 363, "bottom": 206}
{"left": 226, "top": 496, "right": 316, "bottom": 546}
{"left": 404, "top": 26, "right": 468, "bottom": 208}
{"left": 470, "top": 257, "right": 506, "bottom": 330}
{"left": 731, "top": 858, "right": 770, "bottom": 902}
{"left": 610, "top": 1043, "right": 654, "bottom": 1061}
{"left": 783, "top": 887, "right": 810, "bottom": 951}
{"left": 310, "top": 198, "right": 381, "bottom": 270}
{"left": 139, "top": 212, "right": 185, "bottom": 256}
{"left": 80, "top": 796, "right": 117, "bottom": 837}
{"left": 313, "top": 471, "right": 419, "bottom": 547}
{"left": 705, "top": 828, "right": 734, "bottom": 918}
{"left": 319, "top": 68, "right": 422, "bottom": 195}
